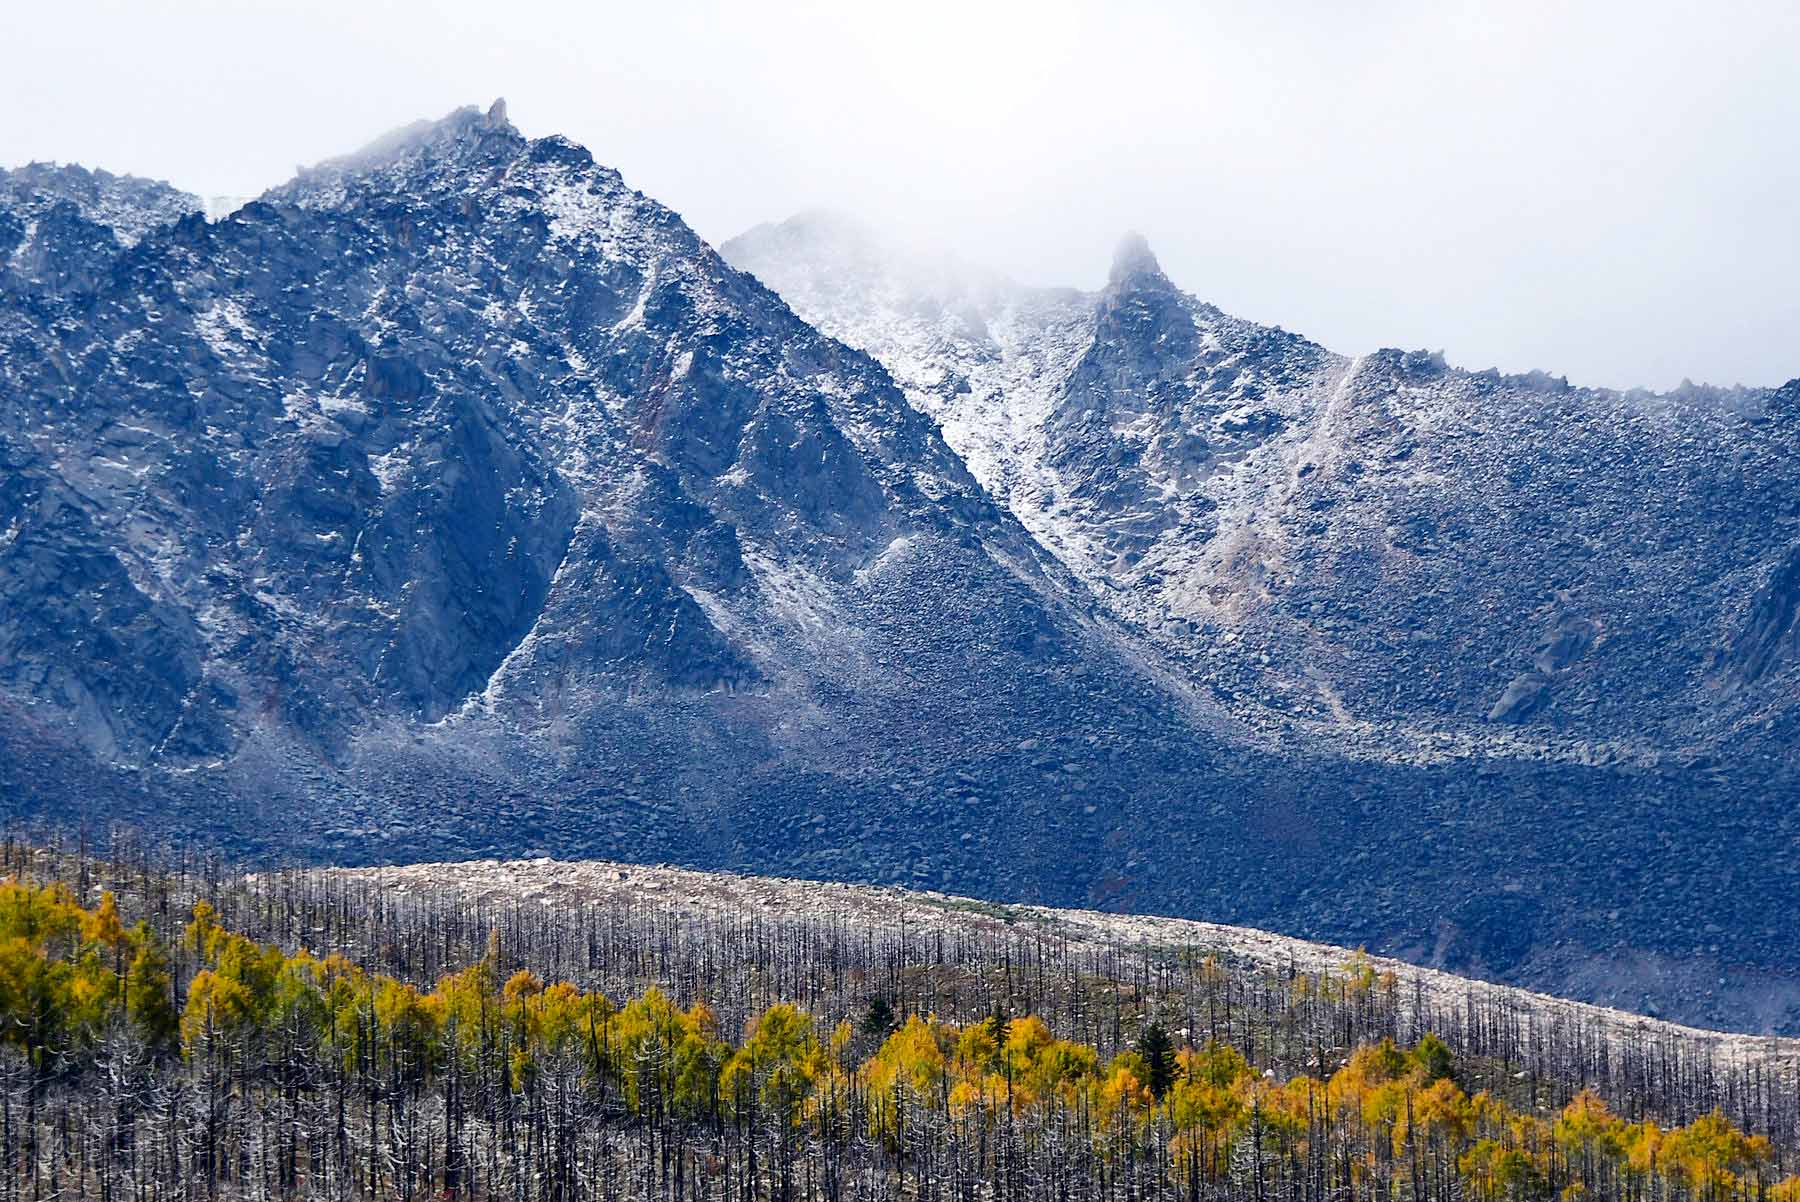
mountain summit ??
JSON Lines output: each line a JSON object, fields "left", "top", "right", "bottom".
{"left": 1108, "top": 230, "right": 1165, "bottom": 285}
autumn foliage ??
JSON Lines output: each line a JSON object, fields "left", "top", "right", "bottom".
{"left": 0, "top": 860, "right": 1792, "bottom": 1201}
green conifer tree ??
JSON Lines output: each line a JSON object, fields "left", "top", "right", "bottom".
{"left": 124, "top": 922, "right": 177, "bottom": 1051}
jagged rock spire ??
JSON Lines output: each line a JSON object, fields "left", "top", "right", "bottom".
{"left": 1108, "top": 230, "right": 1167, "bottom": 287}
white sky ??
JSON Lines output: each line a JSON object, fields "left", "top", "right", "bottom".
{"left": 6, "top": 0, "right": 1798, "bottom": 391}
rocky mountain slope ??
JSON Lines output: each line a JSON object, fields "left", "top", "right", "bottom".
{"left": 1, "top": 107, "right": 1796, "bottom": 1031}
{"left": 0, "top": 101, "right": 1253, "bottom": 899}
{"left": 724, "top": 213, "right": 1800, "bottom": 766}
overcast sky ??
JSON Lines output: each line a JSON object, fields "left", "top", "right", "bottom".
{"left": 7, "top": 0, "right": 1797, "bottom": 390}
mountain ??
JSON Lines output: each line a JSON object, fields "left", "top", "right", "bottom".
{"left": 718, "top": 214, "right": 1800, "bottom": 1028}
{"left": 1, "top": 108, "right": 1796, "bottom": 1032}
{"left": 724, "top": 213, "right": 1800, "bottom": 764}
{"left": 0, "top": 103, "right": 1101, "bottom": 761}
{"left": 0, "top": 100, "right": 1249, "bottom": 900}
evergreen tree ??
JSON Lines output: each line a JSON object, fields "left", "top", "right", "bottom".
{"left": 1411, "top": 1030, "right": 1455, "bottom": 1082}
{"left": 1136, "top": 1019, "right": 1175, "bottom": 1099}
{"left": 124, "top": 921, "right": 177, "bottom": 1050}
{"left": 987, "top": 998, "right": 1011, "bottom": 1052}
{"left": 860, "top": 994, "right": 895, "bottom": 1037}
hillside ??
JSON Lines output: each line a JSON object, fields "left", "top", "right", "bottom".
{"left": 335, "top": 855, "right": 1800, "bottom": 1069}
{"left": 0, "top": 840, "right": 1796, "bottom": 1201}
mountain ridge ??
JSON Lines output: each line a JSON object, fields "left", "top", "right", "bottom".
{"left": 1, "top": 106, "right": 1796, "bottom": 1032}
{"left": 723, "top": 211, "right": 1800, "bottom": 766}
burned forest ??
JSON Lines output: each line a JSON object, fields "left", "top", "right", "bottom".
{"left": 0, "top": 833, "right": 1793, "bottom": 1201}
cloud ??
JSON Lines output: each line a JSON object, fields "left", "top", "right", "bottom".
{"left": 6, "top": 0, "right": 1797, "bottom": 389}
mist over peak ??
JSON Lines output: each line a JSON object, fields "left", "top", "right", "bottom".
{"left": 1107, "top": 230, "right": 1163, "bottom": 286}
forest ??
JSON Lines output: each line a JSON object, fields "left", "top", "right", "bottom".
{"left": 0, "top": 832, "right": 1795, "bottom": 1201}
